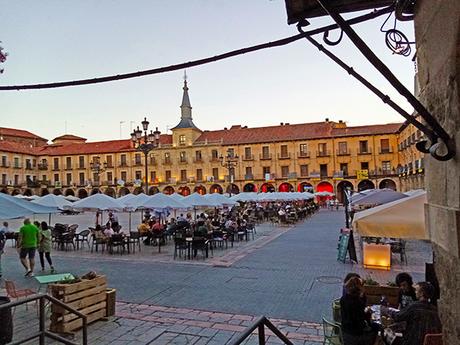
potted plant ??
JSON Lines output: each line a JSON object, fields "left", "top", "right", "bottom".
{"left": 363, "top": 276, "right": 399, "bottom": 307}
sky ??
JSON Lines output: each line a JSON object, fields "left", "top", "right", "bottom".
{"left": 0, "top": 1, "right": 416, "bottom": 142}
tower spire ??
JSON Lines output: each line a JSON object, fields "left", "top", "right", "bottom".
{"left": 171, "top": 73, "right": 199, "bottom": 130}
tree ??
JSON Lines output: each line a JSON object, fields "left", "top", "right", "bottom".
{"left": 0, "top": 42, "right": 8, "bottom": 74}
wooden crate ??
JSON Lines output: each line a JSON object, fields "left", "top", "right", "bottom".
{"left": 49, "top": 275, "right": 107, "bottom": 333}
{"left": 364, "top": 285, "right": 399, "bottom": 307}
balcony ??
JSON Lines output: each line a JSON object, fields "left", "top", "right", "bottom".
{"left": 277, "top": 153, "right": 291, "bottom": 160}
{"left": 65, "top": 165, "right": 73, "bottom": 171}
{"left": 25, "top": 164, "right": 34, "bottom": 170}
{"left": 358, "top": 148, "right": 372, "bottom": 155}
{"left": 163, "top": 158, "right": 172, "bottom": 165}
{"left": 118, "top": 162, "right": 128, "bottom": 167}
{"left": 287, "top": 172, "right": 297, "bottom": 180}
{"left": 106, "top": 163, "right": 114, "bottom": 168}
{"left": 178, "top": 158, "right": 188, "bottom": 164}
{"left": 37, "top": 163, "right": 48, "bottom": 170}
{"left": 13, "top": 164, "right": 23, "bottom": 169}
{"left": 244, "top": 174, "right": 254, "bottom": 180}
{"left": 1, "top": 163, "right": 9, "bottom": 168}
{"left": 133, "top": 161, "right": 143, "bottom": 166}
{"left": 193, "top": 157, "right": 203, "bottom": 163}
{"left": 52, "top": 166, "right": 60, "bottom": 171}
{"left": 337, "top": 149, "right": 351, "bottom": 156}
{"left": 316, "top": 150, "right": 331, "bottom": 157}
{"left": 297, "top": 151, "right": 310, "bottom": 158}
{"left": 379, "top": 147, "right": 393, "bottom": 154}
{"left": 242, "top": 154, "right": 254, "bottom": 161}
{"left": 259, "top": 153, "right": 272, "bottom": 160}
{"left": 333, "top": 171, "right": 345, "bottom": 179}
{"left": 210, "top": 156, "right": 220, "bottom": 163}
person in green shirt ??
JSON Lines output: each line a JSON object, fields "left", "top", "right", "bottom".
{"left": 18, "top": 218, "right": 40, "bottom": 277}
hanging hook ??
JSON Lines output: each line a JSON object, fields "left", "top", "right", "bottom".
{"left": 323, "top": 29, "right": 344, "bottom": 46}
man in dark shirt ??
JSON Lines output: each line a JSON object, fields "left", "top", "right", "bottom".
{"left": 383, "top": 282, "right": 442, "bottom": 345}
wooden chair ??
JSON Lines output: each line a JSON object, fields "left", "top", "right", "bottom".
{"left": 322, "top": 317, "right": 343, "bottom": 345}
{"left": 4, "top": 280, "right": 37, "bottom": 312}
{"left": 423, "top": 334, "right": 443, "bottom": 345}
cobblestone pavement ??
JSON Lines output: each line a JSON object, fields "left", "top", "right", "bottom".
{"left": 1, "top": 209, "right": 431, "bottom": 344}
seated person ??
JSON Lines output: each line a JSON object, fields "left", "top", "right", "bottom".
{"left": 194, "top": 223, "right": 208, "bottom": 237}
{"left": 104, "top": 226, "right": 115, "bottom": 238}
{"left": 382, "top": 282, "right": 442, "bottom": 345}
{"left": 137, "top": 221, "right": 150, "bottom": 236}
{"left": 395, "top": 272, "right": 417, "bottom": 310}
{"left": 340, "top": 277, "right": 378, "bottom": 345}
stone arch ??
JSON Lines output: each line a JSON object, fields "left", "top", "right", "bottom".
{"left": 260, "top": 183, "right": 275, "bottom": 193}
{"left": 163, "top": 186, "right": 175, "bottom": 195}
{"left": 12, "top": 189, "right": 21, "bottom": 196}
{"left": 279, "top": 182, "right": 294, "bottom": 192}
{"left": 194, "top": 185, "right": 206, "bottom": 195}
{"left": 0, "top": 188, "right": 8, "bottom": 194}
{"left": 379, "top": 178, "right": 397, "bottom": 191}
{"left": 90, "top": 188, "right": 101, "bottom": 195}
{"left": 41, "top": 188, "right": 49, "bottom": 196}
{"left": 226, "top": 184, "right": 239, "bottom": 195}
{"left": 65, "top": 189, "right": 75, "bottom": 196}
{"left": 336, "top": 180, "right": 354, "bottom": 204}
{"left": 210, "top": 184, "right": 223, "bottom": 194}
{"left": 357, "top": 179, "right": 375, "bottom": 192}
{"left": 178, "top": 186, "right": 191, "bottom": 196}
{"left": 53, "top": 189, "right": 62, "bottom": 195}
{"left": 118, "top": 187, "right": 130, "bottom": 197}
{"left": 77, "top": 189, "right": 88, "bottom": 199}
{"left": 23, "top": 188, "right": 33, "bottom": 196}
{"left": 298, "top": 182, "right": 313, "bottom": 193}
{"left": 133, "top": 187, "right": 144, "bottom": 195}
{"left": 105, "top": 187, "right": 116, "bottom": 198}
{"left": 148, "top": 186, "right": 160, "bottom": 195}
{"left": 243, "top": 183, "right": 257, "bottom": 192}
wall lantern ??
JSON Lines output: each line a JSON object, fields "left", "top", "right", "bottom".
{"left": 363, "top": 243, "right": 391, "bottom": 270}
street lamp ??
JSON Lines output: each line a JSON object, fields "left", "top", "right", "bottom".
{"left": 344, "top": 186, "right": 353, "bottom": 228}
{"left": 90, "top": 156, "right": 107, "bottom": 185}
{"left": 130, "top": 117, "right": 161, "bottom": 194}
{"left": 220, "top": 149, "right": 239, "bottom": 197}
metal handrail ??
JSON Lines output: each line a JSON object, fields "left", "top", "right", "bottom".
{"left": 0, "top": 293, "right": 88, "bottom": 345}
{"left": 229, "top": 316, "right": 293, "bottom": 345}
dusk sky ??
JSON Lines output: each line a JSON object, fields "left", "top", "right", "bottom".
{"left": 1, "top": 1, "right": 416, "bottom": 142}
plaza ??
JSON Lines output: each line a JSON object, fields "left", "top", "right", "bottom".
{"left": 1, "top": 209, "right": 430, "bottom": 344}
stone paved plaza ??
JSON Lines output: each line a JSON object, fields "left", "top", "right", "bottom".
{"left": 0, "top": 209, "right": 431, "bottom": 344}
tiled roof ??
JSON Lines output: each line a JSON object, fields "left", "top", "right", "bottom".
{"left": 195, "top": 122, "right": 402, "bottom": 145}
{"left": 52, "top": 134, "right": 87, "bottom": 142}
{"left": 0, "top": 140, "right": 41, "bottom": 155}
{"left": 331, "top": 123, "right": 403, "bottom": 138}
{"left": 0, "top": 127, "right": 47, "bottom": 142}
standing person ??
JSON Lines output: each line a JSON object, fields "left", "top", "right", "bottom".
{"left": 38, "top": 221, "right": 54, "bottom": 272}
{"left": 17, "top": 218, "right": 40, "bottom": 277}
{"left": 0, "top": 224, "right": 6, "bottom": 278}
{"left": 0, "top": 221, "right": 11, "bottom": 234}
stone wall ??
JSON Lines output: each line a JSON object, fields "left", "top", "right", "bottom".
{"left": 414, "top": 0, "right": 460, "bottom": 343}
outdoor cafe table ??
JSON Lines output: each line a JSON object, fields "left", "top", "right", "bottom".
{"left": 185, "top": 237, "right": 209, "bottom": 259}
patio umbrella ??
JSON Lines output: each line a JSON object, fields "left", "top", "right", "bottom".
{"left": 182, "top": 192, "right": 220, "bottom": 208}
{"left": 314, "top": 191, "right": 335, "bottom": 197}
{"left": 70, "top": 193, "right": 125, "bottom": 212}
{"left": 0, "top": 192, "right": 59, "bottom": 219}
{"left": 118, "top": 193, "right": 136, "bottom": 203}
{"left": 230, "top": 192, "right": 258, "bottom": 202}
{"left": 351, "top": 189, "right": 407, "bottom": 207}
{"left": 204, "top": 193, "right": 238, "bottom": 207}
{"left": 140, "top": 192, "right": 188, "bottom": 211}
{"left": 352, "top": 192, "right": 428, "bottom": 239}
{"left": 170, "top": 193, "right": 185, "bottom": 201}
{"left": 32, "top": 194, "right": 73, "bottom": 209}
{"left": 123, "top": 193, "right": 151, "bottom": 209}
{"left": 64, "top": 195, "right": 80, "bottom": 202}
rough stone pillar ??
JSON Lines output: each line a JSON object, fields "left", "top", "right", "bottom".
{"left": 414, "top": 0, "right": 460, "bottom": 343}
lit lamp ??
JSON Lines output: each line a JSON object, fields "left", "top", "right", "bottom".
{"left": 363, "top": 243, "right": 391, "bottom": 270}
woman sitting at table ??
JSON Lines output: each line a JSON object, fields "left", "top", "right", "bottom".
{"left": 104, "top": 225, "right": 115, "bottom": 238}
{"left": 340, "top": 277, "right": 378, "bottom": 345}
{"left": 395, "top": 272, "right": 416, "bottom": 310}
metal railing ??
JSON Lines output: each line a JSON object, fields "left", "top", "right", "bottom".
{"left": 0, "top": 293, "right": 88, "bottom": 345}
{"left": 229, "top": 316, "right": 293, "bottom": 345}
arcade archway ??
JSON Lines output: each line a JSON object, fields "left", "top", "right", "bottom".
{"left": 298, "top": 182, "right": 313, "bottom": 193}
{"left": 65, "top": 189, "right": 75, "bottom": 196}
{"left": 260, "top": 183, "right": 275, "bottom": 193}
{"left": 23, "top": 189, "right": 33, "bottom": 196}
{"left": 90, "top": 188, "right": 101, "bottom": 195}
{"left": 358, "top": 179, "right": 375, "bottom": 192}
{"left": 41, "top": 188, "right": 49, "bottom": 196}
{"left": 163, "top": 186, "right": 175, "bottom": 195}
{"left": 316, "top": 181, "right": 334, "bottom": 193}
{"left": 148, "top": 186, "right": 160, "bottom": 195}
{"left": 279, "top": 182, "right": 294, "bottom": 192}
{"left": 194, "top": 185, "right": 206, "bottom": 195}
{"left": 53, "top": 189, "right": 63, "bottom": 195}
{"left": 178, "top": 186, "right": 191, "bottom": 196}
{"left": 226, "top": 184, "right": 239, "bottom": 195}
{"left": 12, "top": 189, "right": 20, "bottom": 196}
{"left": 210, "top": 184, "right": 223, "bottom": 194}
{"left": 336, "top": 180, "right": 354, "bottom": 204}
{"left": 379, "top": 179, "right": 397, "bottom": 191}
{"left": 118, "top": 187, "right": 130, "bottom": 197}
{"left": 243, "top": 183, "right": 257, "bottom": 192}
{"left": 0, "top": 188, "right": 8, "bottom": 194}
{"left": 133, "top": 187, "right": 144, "bottom": 195}
{"left": 78, "top": 189, "right": 88, "bottom": 199}
{"left": 105, "top": 187, "right": 116, "bottom": 198}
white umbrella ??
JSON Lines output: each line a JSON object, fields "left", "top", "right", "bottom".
{"left": 28, "top": 195, "right": 40, "bottom": 200}
{"left": 314, "top": 191, "right": 335, "bottom": 197}
{"left": 182, "top": 192, "right": 221, "bottom": 208}
{"left": 64, "top": 195, "right": 80, "bottom": 202}
{"left": 118, "top": 193, "right": 136, "bottom": 203}
{"left": 204, "top": 193, "right": 238, "bottom": 207}
{"left": 0, "top": 193, "right": 60, "bottom": 219}
{"left": 140, "top": 193, "right": 188, "bottom": 211}
{"left": 170, "top": 193, "right": 185, "bottom": 201}
{"left": 32, "top": 194, "right": 73, "bottom": 210}
{"left": 124, "top": 193, "right": 152, "bottom": 209}
{"left": 70, "top": 193, "right": 125, "bottom": 211}
{"left": 230, "top": 192, "right": 258, "bottom": 202}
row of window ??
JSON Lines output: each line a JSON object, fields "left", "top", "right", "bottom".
{"left": 399, "top": 130, "right": 423, "bottom": 151}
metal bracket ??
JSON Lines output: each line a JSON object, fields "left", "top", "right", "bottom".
{"left": 301, "top": 1, "right": 455, "bottom": 161}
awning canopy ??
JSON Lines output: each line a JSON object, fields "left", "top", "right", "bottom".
{"left": 352, "top": 192, "right": 428, "bottom": 239}
{"left": 0, "top": 192, "right": 60, "bottom": 219}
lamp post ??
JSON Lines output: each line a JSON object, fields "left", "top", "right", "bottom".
{"left": 130, "top": 117, "right": 161, "bottom": 195}
{"left": 90, "top": 156, "right": 107, "bottom": 186}
{"left": 344, "top": 186, "right": 352, "bottom": 228}
{"left": 220, "top": 149, "right": 239, "bottom": 197}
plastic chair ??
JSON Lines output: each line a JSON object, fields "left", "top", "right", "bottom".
{"left": 75, "top": 229, "right": 90, "bottom": 250}
{"left": 4, "top": 280, "right": 36, "bottom": 312}
{"left": 128, "top": 231, "right": 141, "bottom": 253}
{"left": 322, "top": 317, "right": 343, "bottom": 345}
{"left": 423, "top": 334, "right": 443, "bottom": 345}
